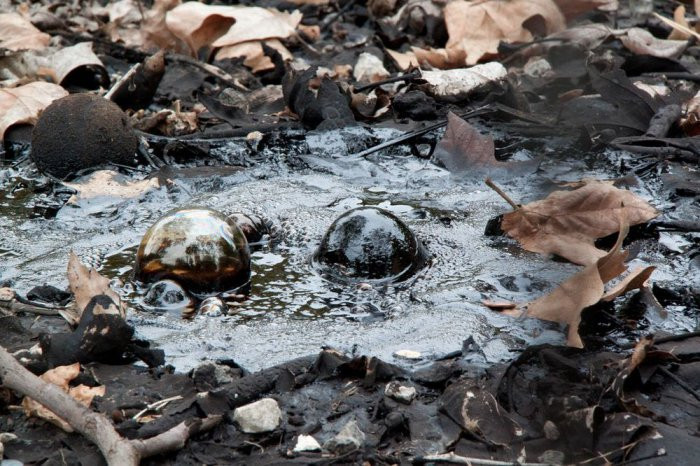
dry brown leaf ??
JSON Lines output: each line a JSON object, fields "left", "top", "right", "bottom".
{"left": 386, "top": 49, "right": 419, "bottom": 70}
{"left": 165, "top": 3, "right": 301, "bottom": 56}
{"left": 67, "top": 250, "right": 126, "bottom": 320}
{"left": 667, "top": 6, "right": 690, "bottom": 40}
{"left": 0, "top": 13, "right": 50, "bottom": 51}
{"left": 22, "top": 363, "right": 106, "bottom": 432}
{"left": 0, "top": 82, "right": 68, "bottom": 140}
{"left": 216, "top": 39, "right": 292, "bottom": 73}
{"left": 141, "top": 0, "right": 186, "bottom": 52}
{"left": 601, "top": 265, "right": 655, "bottom": 301}
{"left": 434, "top": 112, "right": 539, "bottom": 177}
{"left": 501, "top": 181, "right": 659, "bottom": 265}
{"left": 523, "top": 220, "right": 630, "bottom": 348}
{"left": 620, "top": 28, "right": 687, "bottom": 59}
{"left": 444, "top": 0, "right": 566, "bottom": 65}
{"left": 411, "top": 46, "right": 467, "bottom": 69}
{"left": 50, "top": 42, "right": 108, "bottom": 86}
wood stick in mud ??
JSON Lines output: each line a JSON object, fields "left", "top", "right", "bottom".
{"left": 0, "top": 344, "right": 221, "bottom": 465}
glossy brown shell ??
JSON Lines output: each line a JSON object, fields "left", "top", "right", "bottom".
{"left": 134, "top": 208, "right": 251, "bottom": 296}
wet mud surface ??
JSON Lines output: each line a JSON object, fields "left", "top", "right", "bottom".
{"left": 1, "top": 125, "right": 697, "bottom": 372}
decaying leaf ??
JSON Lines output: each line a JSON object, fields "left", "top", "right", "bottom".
{"left": 552, "top": 0, "right": 618, "bottom": 21}
{"left": 419, "top": 63, "right": 507, "bottom": 101}
{"left": 49, "top": 42, "right": 109, "bottom": 86}
{"left": 444, "top": 0, "right": 566, "bottom": 65}
{"left": 620, "top": 28, "right": 687, "bottom": 59}
{"left": 165, "top": 3, "right": 301, "bottom": 57}
{"left": 215, "top": 39, "right": 292, "bottom": 73}
{"left": 0, "top": 82, "right": 68, "bottom": 140}
{"left": 0, "top": 13, "right": 50, "bottom": 51}
{"left": 501, "top": 181, "right": 659, "bottom": 265}
{"left": 67, "top": 250, "right": 127, "bottom": 322}
{"left": 22, "top": 363, "right": 106, "bottom": 432}
{"left": 433, "top": 112, "right": 539, "bottom": 177}
{"left": 63, "top": 170, "right": 163, "bottom": 205}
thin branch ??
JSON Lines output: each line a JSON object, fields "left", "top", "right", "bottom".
{"left": 413, "top": 452, "right": 549, "bottom": 465}
{"left": 485, "top": 178, "right": 520, "bottom": 210}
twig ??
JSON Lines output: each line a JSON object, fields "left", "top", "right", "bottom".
{"left": 658, "top": 366, "right": 700, "bottom": 401}
{"left": 133, "top": 395, "right": 183, "bottom": 421}
{"left": 413, "top": 452, "right": 549, "bottom": 465}
{"left": 353, "top": 106, "right": 493, "bottom": 158}
{"left": 653, "top": 12, "right": 700, "bottom": 41}
{"left": 0, "top": 299, "right": 62, "bottom": 316}
{"left": 619, "top": 330, "right": 700, "bottom": 349}
{"left": 165, "top": 53, "right": 249, "bottom": 91}
{"left": 485, "top": 178, "right": 520, "bottom": 210}
{"left": 0, "top": 344, "right": 221, "bottom": 465}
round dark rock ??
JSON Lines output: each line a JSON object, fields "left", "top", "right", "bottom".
{"left": 134, "top": 208, "right": 251, "bottom": 296}
{"left": 31, "top": 93, "right": 138, "bottom": 179}
{"left": 313, "top": 207, "right": 427, "bottom": 283}
{"left": 229, "top": 212, "right": 269, "bottom": 245}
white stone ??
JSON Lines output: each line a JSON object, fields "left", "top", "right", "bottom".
{"left": 323, "top": 419, "right": 365, "bottom": 454}
{"left": 420, "top": 62, "right": 507, "bottom": 101}
{"left": 293, "top": 434, "right": 322, "bottom": 452}
{"left": 393, "top": 349, "right": 422, "bottom": 360}
{"left": 233, "top": 398, "right": 281, "bottom": 433}
{"left": 384, "top": 381, "right": 416, "bottom": 404}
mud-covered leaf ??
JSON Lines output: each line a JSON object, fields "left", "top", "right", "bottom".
{"left": 22, "top": 363, "right": 106, "bottom": 432}
{"left": 419, "top": 63, "right": 507, "bottom": 101}
{"left": 64, "top": 170, "right": 163, "bottom": 204}
{"left": 434, "top": 112, "right": 539, "bottom": 177}
{"left": 0, "top": 82, "right": 68, "bottom": 140}
{"left": 0, "top": 13, "right": 50, "bottom": 51}
{"left": 501, "top": 181, "right": 659, "bottom": 265}
{"left": 444, "top": 0, "right": 566, "bottom": 65}
{"left": 66, "top": 251, "right": 126, "bottom": 321}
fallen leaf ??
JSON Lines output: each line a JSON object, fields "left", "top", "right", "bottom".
{"left": 63, "top": 170, "right": 163, "bottom": 205}
{"left": 501, "top": 180, "right": 659, "bottom": 265}
{"left": 433, "top": 112, "right": 539, "bottom": 177}
{"left": 444, "top": 0, "right": 566, "bottom": 65}
{"left": 0, "top": 82, "right": 69, "bottom": 140}
{"left": 523, "top": 220, "right": 630, "bottom": 347}
{"left": 49, "top": 42, "right": 109, "bottom": 86}
{"left": 353, "top": 52, "right": 390, "bottom": 83}
{"left": 22, "top": 363, "right": 106, "bottom": 432}
{"left": 0, "top": 13, "right": 50, "bottom": 51}
{"left": 620, "top": 28, "right": 687, "bottom": 59}
{"left": 215, "top": 39, "right": 292, "bottom": 73}
{"left": 386, "top": 49, "right": 419, "bottom": 70}
{"left": 66, "top": 250, "right": 127, "bottom": 322}
{"left": 601, "top": 266, "right": 655, "bottom": 301}
{"left": 419, "top": 63, "right": 507, "bottom": 101}
{"left": 165, "top": 3, "right": 301, "bottom": 57}
{"left": 411, "top": 46, "right": 467, "bottom": 69}
{"left": 667, "top": 6, "right": 691, "bottom": 40}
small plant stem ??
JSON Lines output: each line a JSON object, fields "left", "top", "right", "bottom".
{"left": 485, "top": 178, "right": 520, "bottom": 210}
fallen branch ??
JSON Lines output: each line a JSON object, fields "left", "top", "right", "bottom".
{"left": 0, "top": 344, "right": 220, "bottom": 465}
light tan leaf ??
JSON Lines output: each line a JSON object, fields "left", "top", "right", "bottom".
{"left": 444, "top": 0, "right": 566, "bottom": 65}
{"left": 50, "top": 42, "right": 107, "bottom": 86}
{"left": 0, "top": 13, "right": 50, "bottom": 51}
{"left": 386, "top": 49, "right": 419, "bottom": 70}
{"left": 667, "top": 6, "right": 690, "bottom": 40}
{"left": 501, "top": 181, "right": 659, "bottom": 265}
{"left": 165, "top": 3, "right": 301, "bottom": 56}
{"left": 64, "top": 170, "right": 162, "bottom": 204}
{"left": 0, "top": 82, "right": 68, "bottom": 140}
{"left": 601, "top": 266, "right": 655, "bottom": 301}
{"left": 67, "top": 251, "right": 126, "bottom": 320}
{"left": 22, "top": 363, "right": 105, "bottom": 433}
{"left": 620, "top": 28, "right": 687, "bottom": 59}
{"left": 215, "top": 39, "right": 292, "bottom": 73}
{"left": 411, "top": 46, "right": 467, "bottom": 69}
{"left": 420, "top": 63, "right": 507, "bottom": 101}
{"left": 523, "top": 220, "right": 629, "bottom": 348}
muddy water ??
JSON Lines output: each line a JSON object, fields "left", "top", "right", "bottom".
{"left": 1, "top": 127, "right": 696, "bottom": 370}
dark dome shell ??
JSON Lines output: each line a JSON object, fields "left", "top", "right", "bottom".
{"left": 314, "top": 207, "right": 427, "bottom": 283}
{"left": 31, "top": 93, "right": 138, "bottom": 179}
{"left": 134, "top": 208, "right": 251, "bottom": 296}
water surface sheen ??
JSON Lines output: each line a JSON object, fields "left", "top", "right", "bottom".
{"left": 1, "top": 127, "right": 694, "bottom": 370}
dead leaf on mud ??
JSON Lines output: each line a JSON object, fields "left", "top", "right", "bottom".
{"left": 501, "top": 180, "right": 659, "bottom": 265}
{"left": 433, "top": 112, "right": 539, "bottom": 177}
{"left": 22, "top": 363, "right": 106, "bottom": 432}
{"left": 165, "top": 3, "right": 301, "bottom": 57}
{"left": 444, "top": 0, "right": 566, "bottom": 65}
{"left": 0, "top": 82, "right": 68, "bottom": 140}
{"left": 64, "top": 170, "right": 163, "bottom": 205}
{"left": 67, "top": 251, "right": 127, "bottom": 323}
{"left": 508, "top": 220, "right": 630, "bottom": 348}
{"left": 0, "top": 13, "right": 50, "bottom": 51}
